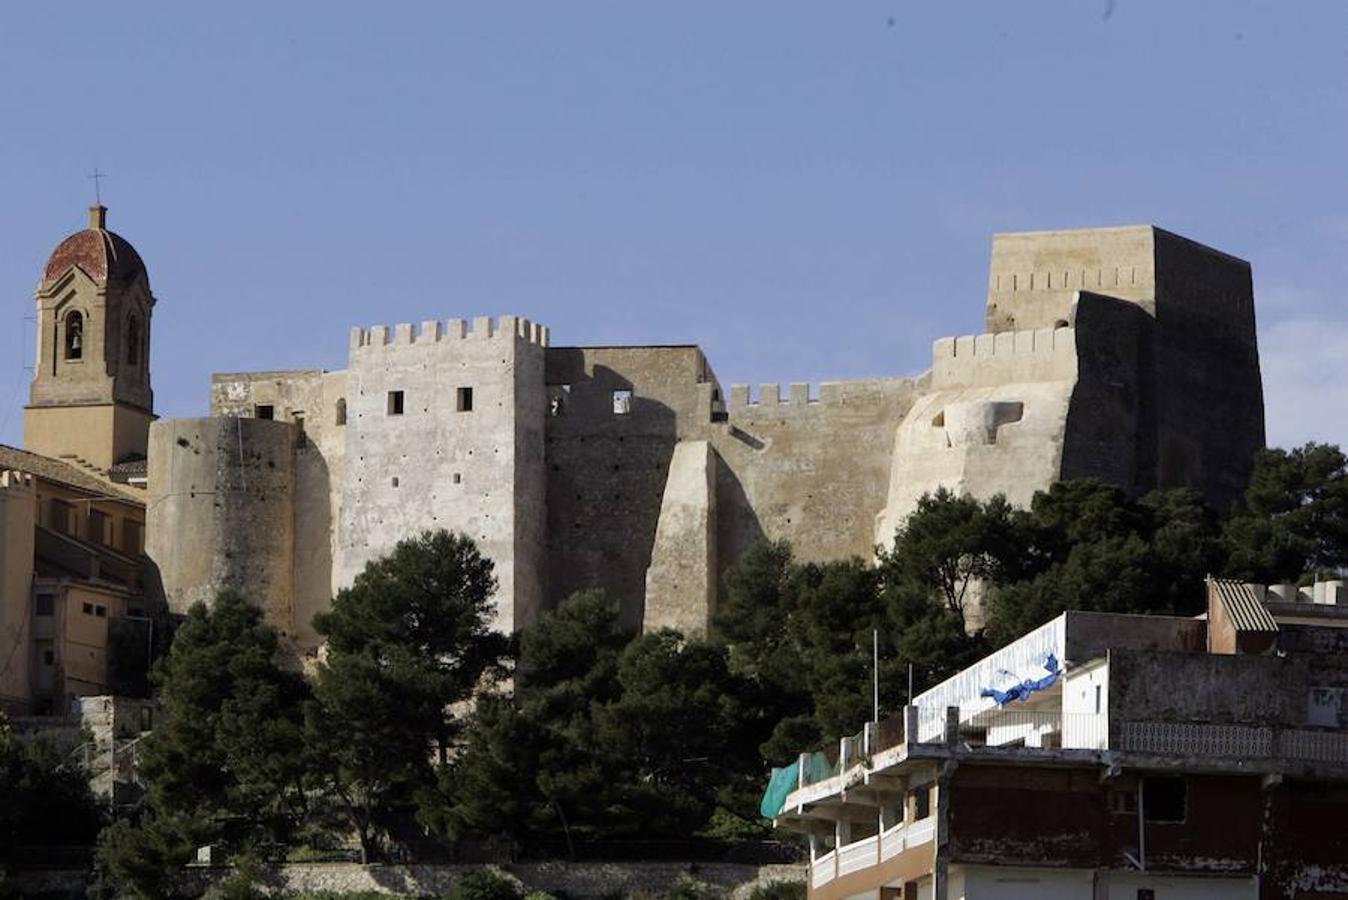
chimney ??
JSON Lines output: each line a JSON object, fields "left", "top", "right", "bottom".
{"left": 88, "top": 205, "right": 107, "bottom": 229}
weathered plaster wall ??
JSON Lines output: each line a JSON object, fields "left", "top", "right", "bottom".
{"left": 947, "top": 765, "right": 1262, "bottom": 877}
{"left": 1108, "top": 648, "right": 1348, "bottom": 729}
{"left": 146, "top": 417, "right": 296, "bottom": 637}
{"left": 340, "top": 316, "right": 548, "bottom": 632}
{"left": 644, "top": 440, "right": 717, "bottom": 636}
{"left": 0, "top": 471, "right": 36, "bottom": 712}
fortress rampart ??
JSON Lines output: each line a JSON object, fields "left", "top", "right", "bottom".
{"left": 930, "top": 326, "right": 1077, "bottom": 391}
{"left": 147, "top": 417, "right": 297, "bottom": 638}
{"left": 146, "top": 224, "right": 1267, "bottom": 643}
{"left": 349, "top": 315, "right": 549, "bottom": 353}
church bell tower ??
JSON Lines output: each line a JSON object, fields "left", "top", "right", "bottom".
{"left": 24, "top": 205, "right": 156, "bottom": 473}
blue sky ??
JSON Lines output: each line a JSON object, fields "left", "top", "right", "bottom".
{"left": 1, "top": 2, "right": 1345, "bottom": 450}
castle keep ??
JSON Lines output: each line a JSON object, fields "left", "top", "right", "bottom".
{"left": 144, "top": 225, "right": 1265, "bottom": 646}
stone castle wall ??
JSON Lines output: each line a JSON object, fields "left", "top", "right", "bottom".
{"left": 145, "top": 226, "right": 1268, "bottom": 643}
{"left": 147, "top": 418, "right": 297, "bottom": 637}
{"left": 339, "top": 315, "right": 547, "bottom": 633}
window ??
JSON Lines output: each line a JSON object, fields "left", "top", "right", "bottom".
{"left": 49, "top": 499, "right": 73, "bottom": 535}
{"left": 95, "top": 605, "right": 107, "bottom": 618}
{"left": 387, "top": 391, "right": 405, "bottom": 416}
{"left": 121, "top": 520, "right": 143, "bottom": 556}
{"left": 34, "top": 594, "right": 54, "bottom": 617}
{"left": 88, "top": 508, "right": 109, "bottom": 545}
{"left": 140, "top": 706, "right": 153, "bottom": 732}
{"left": 64, "top": 311, "right": 84, "bottom": 360}
{"left": 1143, "top": 777, "right": 1186, "bottom": 823}
{"left": 335, "top": 398, "right": 347, "bottom": 426}
{"left": 125, "top": 314, "right": 140, "bottom": 366}
{"left": 912, "top": 785, "right": 931, "bottom": 820}
{"left": 1094, "top": 685, "right": 1102, "bottom": 715}
{"left": 42, "top": 649, "right": 55, "bottom": 666}
{"left": 456, "top": 387, "right": 474, "bottom": 412}
{"left": 612, "top": 389, "right": 633, "bottom": 415}
{"left": 1108, "top": 789, "right": 1137, "bottom": 815}
{"left": 82, "top": 602, "right": 94, "bottom": 615}
{"left": 255, "top": 404, "right": 275, "bottom": 420}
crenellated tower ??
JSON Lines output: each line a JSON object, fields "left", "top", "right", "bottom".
{"left": 25, "top": 205, "right": 156, "bottom": 473}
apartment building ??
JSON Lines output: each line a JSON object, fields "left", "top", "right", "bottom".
{"left": 766, "top": 579, "right": 1348, "bottom": 900}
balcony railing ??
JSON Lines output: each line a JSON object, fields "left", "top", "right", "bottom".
{"left": 812, "top": 816, "right": 936, "bottom": 889}
{"left": 958, "top": 709, "right": 1109, "bottom": 751}
{"left": 837, "top": 833, "right": 878, "bottom": 877}
{"left": 1119, "top": 721, "right": 1348, "bottom": 764}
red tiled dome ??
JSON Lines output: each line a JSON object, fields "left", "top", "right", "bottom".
{"left": 42, "top": 207, "right": 147, "bottom": 288}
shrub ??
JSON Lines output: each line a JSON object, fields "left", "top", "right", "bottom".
{"left": 747, "top": 882, "right": 805, "bottom": 900}
{"left": 665, "top": 876, "right": 724, "bottom": 900}
{"left": 448, "top": 868, "right": 523, "bottom": 900}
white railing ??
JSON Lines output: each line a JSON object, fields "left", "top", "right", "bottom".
{"left": 906, "top": 816, "right": 935, "bottom": 849}
{"left": 837, "top": 834, "right": 878, "bottom": 877}
{"left": 878, "top": 815, "right": 936, "bottom": 862}
{"left": 812, "top": 850, "right": 836, "bottom": 889}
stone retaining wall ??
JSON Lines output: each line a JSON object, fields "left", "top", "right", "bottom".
{"left": 13, "top": 861, "right": 806, "bottom": 899}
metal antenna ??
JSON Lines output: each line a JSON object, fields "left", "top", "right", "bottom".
{"left": 88, "top": 169, "right": 107, "bottom": 204}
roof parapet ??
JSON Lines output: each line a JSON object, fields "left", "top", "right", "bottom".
{"left": 349, "top": 315, "right": 550, "bottom": 352}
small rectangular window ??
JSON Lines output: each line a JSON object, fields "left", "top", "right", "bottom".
{"left": 387, "top": 391, "right": 405, "bottom": 416}
{"left": 95, "top": 605, "right": 107, "bottom": 618}
{"left": 255, "top": 404, "right": 275, "bottom": 420}
{"left": 1094, "top": 684, "right": 1102, "bottom": 714}
{"left": 82, "top": 602, "right": 94, "bottom": 615}
{"left": 34, "top": 594, "right": 54, "bottom": 616}
{"left": 912, "top": 785, "right": 931, "bottom": 820}
{"left": 122, "top": 520, "right": 143, "bottom": 556}
{"left": 49, "top": 499, "right": 73, "bottom": 535}
{"left": 42, "top": 649, "right": 55, "bottom": 666}
{"left": 457, "top": 387, "right": 474, "bottom": 412}
{"left": 612, "top": 389, "right": 633, "bottom": 415}
{"left": 88, "top": 509, "right": 109, "bottom": 545}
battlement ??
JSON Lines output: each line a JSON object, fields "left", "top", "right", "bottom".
{"left": 727, "top": 378, "right": 914, "bottom": 415}
{"left": 931, "top": 325, "right": 1077, "bottom": 390}
{"left": 989, "top": 265, "right": 1153, "bottom": 295}
{"left": 349, "top": 315, "right": 550, "bottom": 352}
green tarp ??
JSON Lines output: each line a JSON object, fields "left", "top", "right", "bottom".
{"left": 759, "top": 761, "right": 800, "bottom": 819}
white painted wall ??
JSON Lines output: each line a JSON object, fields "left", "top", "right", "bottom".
{"left": 1062, "top": 658, "right": 1109, "bottom": 749}
{"left": 947, "top": 866, "right": 1258, "bottom": 900}
{"left": 956, "top": 865, "right": 1093, "bottom": 899}
{"left": 913, "top": 615, "right": 1066, "bottom": 740}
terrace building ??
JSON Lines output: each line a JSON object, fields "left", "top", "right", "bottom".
{"left": 767, "top": 578, "right": 1348, "bottom": 900}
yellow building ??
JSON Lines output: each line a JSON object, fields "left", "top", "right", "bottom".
{"left": 0, "top": 205, "right": 156, "bottom": 715}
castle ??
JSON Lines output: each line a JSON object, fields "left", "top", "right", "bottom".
{"left": 1, "top": 208, "right": 1267, "bottom": 679}
{"left": 143, "top": 223, "right": 1266, "bottom": 647}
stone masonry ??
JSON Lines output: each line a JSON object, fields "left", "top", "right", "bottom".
{"left": 146, "top": 225, "right": 1265, "bottom": 642}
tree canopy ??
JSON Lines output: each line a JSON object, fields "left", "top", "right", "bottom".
{"left": 308, "top": 530, "right": 511, "bottom": 861}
